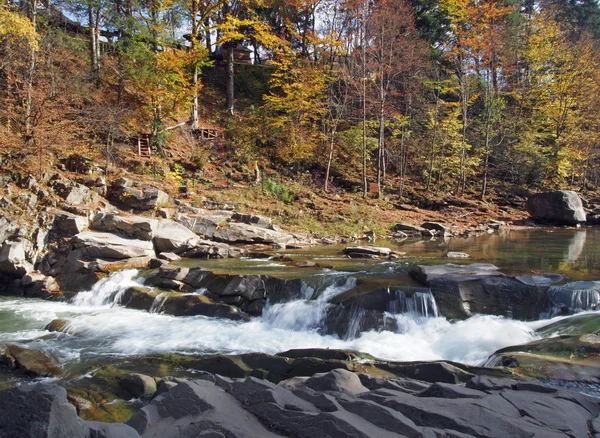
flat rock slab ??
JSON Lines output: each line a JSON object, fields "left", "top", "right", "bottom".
{"left": 343, "top": 246, "right": 393, "bottom": 258}
{"left": 92, "top": 214, "right": 159, "bottom": 241}
{"left": 73, "top": 231, "right": 155, "bottom": 259}
{"left": 410, "top": 263, "right": 502, "bottom": 285}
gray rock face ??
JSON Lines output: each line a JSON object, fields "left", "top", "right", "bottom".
{"left": 0, "top": 216, "right": 16, "bottom": 244}
{"left": 108, "top": 178, "right": 169, "bottom": 211}
{"left": 526, "top": 190, "right": 586, "bottom": 225}
{"left": 174, "top": 211, "right": 232, "bottom": 239}
{"left": 52, "top": 180, "right": 92, "bottom": 206}
{"left": 52, "top": 212, "right": 89, "bottom": 237}
{"left": 0, "top": 239, "right": 33, "bottom": 277}
{"left": 0, "top": 383, "right": 140, "bottom": 438}
{"left": 123, "top": 371, "right": 600, "bottom": 438}
{"left": 213, "top": 222, "right": 294, "bottom": 248}
{"left": 231, "top": 213, "right": 272, "bottom": 227}
{"left": 92, "top": 214, "right": 158, "bottom": 241}
{"left": 73, "top": 231, "right": 155, "bottom": 259}
{"left": 153, "top": 220, "right": 200, "bottom": 254}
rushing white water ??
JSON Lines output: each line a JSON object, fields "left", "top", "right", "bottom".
{"left": 71, "top": 270, "right": 142, "bottom": 307}
{"left": 0, "top": 271, "right": 545, "bottom": 368}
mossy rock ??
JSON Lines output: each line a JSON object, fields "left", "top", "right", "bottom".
{"left": 45, "top": 318, "right": 69, "bottom": 333}
{"left": 488, "top": 334, "right": 600, "bottom": 383}
{"left": 276, "top": 348, "right": 378, "bottom": 362}
{"left": 537, "top": 313, "right": 600, "bottom": 337}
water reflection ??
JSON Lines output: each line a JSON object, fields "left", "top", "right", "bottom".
{"left": 176, "top": 228, "right": 600, "bottom": 283}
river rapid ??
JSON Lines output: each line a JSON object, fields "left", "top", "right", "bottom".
{"left": 2, "top": 228, "right": 599, "bottom": 377}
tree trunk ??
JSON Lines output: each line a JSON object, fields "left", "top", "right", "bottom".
{"left": 226, "top": 44, "right": 235, "bottom": 115}
{"left": 377, "top": 102, "right": 385, "bottom": 199}
{"left": 190, "top": 0, "right": 199, "bottom": 130}
{"left": 89, "top": 3, "right": 100, "bottom": 85}
{"left": 24, "top": 0, "right": 37, "bottom": 140}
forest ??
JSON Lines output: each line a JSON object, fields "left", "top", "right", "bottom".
{"left": 2, "top": 0, "right": 600, "bottom": 202}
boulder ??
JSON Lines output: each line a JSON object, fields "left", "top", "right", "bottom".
{"left": 92, "top": 214, "right": 158, "bottom": 241}
{"left": 180, "top": 239, "right": 241, "bottom": 259}
{"left": 52, "top": 212, "right": 89, "bottom": 237}
{"left": 52, "top": 180, "right": 92, "bottom": 206}
{"left": 231, "top": 212, "right": 272, "bottom": 227}
{"left": 108, "top": 178, "right": 169, "bottom": 211}
{"left": 526, "top": 190, "right": 586, "bottom": 225}
{"left": 119, "top": 373, "right": 157, "bottom": 398}
{"left": 0, "top": 343, "right": 62, "bottom": 377}
{"left": 0, "top": 239, "right": 33, "bottom": 277}
{"left": 174, "top": 211, "right": 232, "bottom": 239}
{"left": 72, "top": 231, "right": 155, "bottom": 259}
{"left": 22, "top": 272, "right": 61, "bottom": 299}
{"left": 153, "top": 220, "right": 200, "bottom": 254}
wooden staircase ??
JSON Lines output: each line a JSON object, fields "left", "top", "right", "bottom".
{"left": 193, "top": 127, "right": 218, "bottom": 140}
{"left": 138, "top": 134, "right": 152, "bottom": 158}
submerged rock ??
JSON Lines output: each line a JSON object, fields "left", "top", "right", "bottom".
{"left": 526, "top": 190, "right": 586, "bottom": 225}
{"left": 342, "top": 246, "right": 393, "bottom": 258}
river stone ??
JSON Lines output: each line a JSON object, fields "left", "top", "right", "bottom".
{"left": 174, "top": 211, "right": 232, "bottom": 239}
{"left": 303, "top": 369, "right": 369, "bottom": 395}
{"left": 153, "top": 220, "right": 200, "bottom": 254}
{"left": 92, "top": 214, "right": 159, "bottom": 241}
{"left": 180, "top": 239, "right": 241, "bottom": 259}
{"left": 391, "top": 223, "right": 425, "bottom": 234}
{"left": 343, "top": 246, "right": 393, "bottom": 258}
{"left": 73, "top": 231, "right": 155, "bottom": 259}
{"left": 0, "top": 343, "right": 62, "bottom": 377}
{"left": 410, "top": 263, "right": 502, "bottom": 285}
{"left": 120, "top": 373, "right": 157, "bottom": 398}
{"left": 447, "top": 252, "right": 469, "bottom": 259}
{"left": 46, "top": 319, "right": 69, "bottom": 333}
{"left": 526, "top": 190, "right": 586, "bottom": 225}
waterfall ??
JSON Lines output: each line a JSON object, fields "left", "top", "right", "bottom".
{"left": 149, "top": 292, "right": 171, "bottom": 314}
{"left": 544, "top": 281, "right": 600, "bottom": 318}
{"left": 71, "top": 270, "right": 141, "bottom": 307}
{"left": 261, "top": 277, "right": 357, "bottom": 332}
{"left": 387, "top": 289, "right": 439, "bottom": 318}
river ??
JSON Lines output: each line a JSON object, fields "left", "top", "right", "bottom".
{"left": 0, "top": 228, "right": 599, "bottom": 378}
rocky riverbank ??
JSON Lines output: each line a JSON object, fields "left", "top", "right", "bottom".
{"left": 2, "top": 365, "right": 599, "bottom": 438}
{"left": 2, "top": 170, "right": 600, "bottom": 436}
